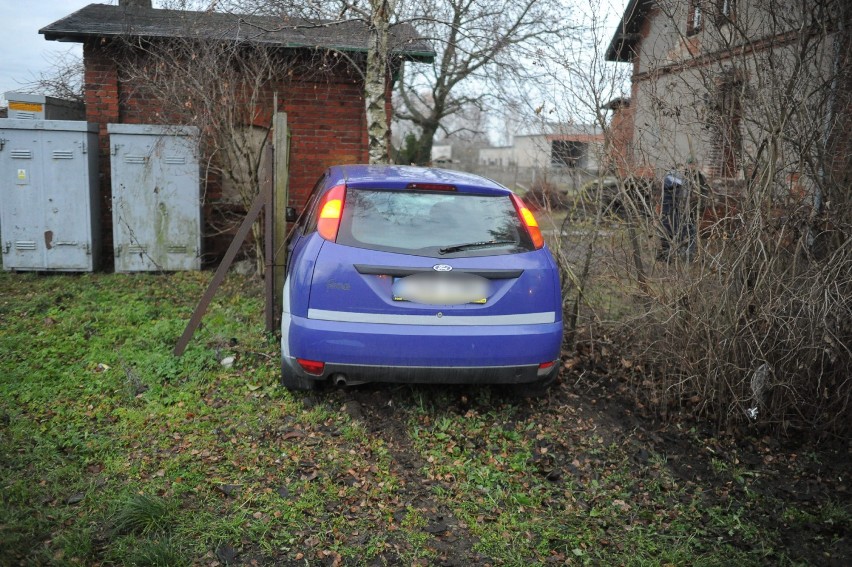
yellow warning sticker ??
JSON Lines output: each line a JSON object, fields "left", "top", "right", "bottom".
{"left": 9, "top": 101, "right": 43, "bottom": 112}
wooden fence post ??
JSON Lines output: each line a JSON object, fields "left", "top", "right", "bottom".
{"left": 272, "top": 113, "right": 290, "bottom": 326}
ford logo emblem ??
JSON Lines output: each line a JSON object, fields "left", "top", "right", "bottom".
{"left": 432, "top": 264, "right": 453, "bottom": 272}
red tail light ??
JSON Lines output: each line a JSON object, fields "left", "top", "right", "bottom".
{"left": 538, "top": 360, "right": 556, "bottom": 376}
{"left": 510, "top": 194, "right": 544, "bottom": 249}
{"left": 297, "top": 358, "right": 325, "bottom": 375}
{"left": 317, "top": 184, "right": 346, "bottom": 241}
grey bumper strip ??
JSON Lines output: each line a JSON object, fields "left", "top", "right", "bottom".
{"left": 307, "top": 309, "right": 556, "bottom": 326}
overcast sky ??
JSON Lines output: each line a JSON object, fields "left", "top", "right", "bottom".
{"left": 0, "top": 1, "right": 105, "bottom": 103}
{"left": 0, "top": 0, "right": 627, "bottom": 108}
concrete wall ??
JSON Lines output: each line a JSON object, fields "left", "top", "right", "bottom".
{"left": 479, "top": 131, "right": 603, "bottom": 168}
{"left": 478, "top": 146, "right": 514, "bottom": 167}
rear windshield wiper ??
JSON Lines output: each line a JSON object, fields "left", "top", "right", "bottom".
{"left": 439, "top": 240, "right": 516, "bottom": 255}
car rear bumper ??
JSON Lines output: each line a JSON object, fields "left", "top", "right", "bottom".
{"left": 282, "top": 314, "right": 563, "bottom": 385}
{"left": 282, "top": 357, "right": 559, "bottom": 386}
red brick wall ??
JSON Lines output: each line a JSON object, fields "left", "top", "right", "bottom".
{"left": 604, "top": 100, "right": 634, "bottom": 177}
{"left": 82, "top": 41, "right": 377, "bottom": 265}
{"left": 83, "top": 42, "right": 120, "bottom": 260}
{"left": 281, "top": 80, "right": 368, "bottom": 206}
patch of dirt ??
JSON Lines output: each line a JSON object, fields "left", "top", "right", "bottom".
{"left": 261, "top": 359, "right": 848, "bottom": 565}
{"left": 336, "top": 387, "right": 493, "bottom": 566}
{"left": 557, "top": 353, "right": 851, "bottom": 567}
{"left": 331, "top": 359, "right": 849, "bottom": 565}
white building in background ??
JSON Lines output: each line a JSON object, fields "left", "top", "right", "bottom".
{"left": 430, "top": 144, "right": 453, "bottom": 164}
{"left": 473, "top": 124, "right": 606, "bottom": 192}
{"left": 478, "top": 124, "right": 605, "bottom": 173}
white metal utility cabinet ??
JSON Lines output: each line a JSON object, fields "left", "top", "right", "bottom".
{"left": 0, "top": 119, "right": 100, "bottom": 271}
{"left": 108, "top": 124, "right": 201, "bottom": 272}
{"left": 4, "top": 92, "right": 85, "bottom": 121}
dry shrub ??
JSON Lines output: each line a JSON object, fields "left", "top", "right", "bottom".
{"left": 555, "top": 175, "right": 852, "bottom": 437}
{"left": 524, "top": 178, "right": 566, "bottom": 211}
{"left": 636, "top": 220, "right": 851, "bottom": 435}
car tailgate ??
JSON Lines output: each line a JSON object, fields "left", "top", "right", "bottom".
{"left": 306, "top": 242, "right": 560, "bottom": 323}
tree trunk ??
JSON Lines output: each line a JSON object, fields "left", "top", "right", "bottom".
{"left": 412, "top": 120, "right": 439, "bottom": 165}
{"left": 365, "top": 0, "right": 395, "bottom": 164}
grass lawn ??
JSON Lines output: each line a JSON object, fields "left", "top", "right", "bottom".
{"left": 0, "top": 269, "right": 847, "bottom": 565}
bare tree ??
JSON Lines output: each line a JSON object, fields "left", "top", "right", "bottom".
{"left": 227, "top": 0, "right": 569, "bottom": 164}
{"left": 395, "top": 0, "right": 571, "bottom": 164}
{"left": 19, "top": 48, "right": 84, "bottom": 102}
{"left": 364, "top": 0, "right": 398, "bottom": 163}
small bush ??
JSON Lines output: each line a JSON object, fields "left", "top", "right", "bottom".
{"left": 524, "top": 178, "right": 566, "bottom": 211}
{"left": 128, "top": 538, "right": 188, "bottom": 567}
{"left": 112, "top": 494, "right": 175, "bottom": 536}
{"left": 554, "top": 170, "right": 852, "bottom": 437}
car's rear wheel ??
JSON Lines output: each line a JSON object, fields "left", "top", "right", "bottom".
{"left": 506, "top": 370, "right": 559, "bottom": 398}
{"left": 281, "top": 365, "right": 321, "bottom": 391}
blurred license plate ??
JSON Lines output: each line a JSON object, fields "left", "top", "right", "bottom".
{"left": 392, "top": 272, "right": 488, "bottom": 305}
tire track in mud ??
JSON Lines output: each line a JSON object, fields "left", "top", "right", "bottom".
{"left": 338, "top": 387, "right": 491, "bottom": 566}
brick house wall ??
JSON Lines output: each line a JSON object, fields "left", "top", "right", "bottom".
{"left": 603, "top": 99, "right": 634, "bottom": 177}
{"left": 609, "top": 0, "right": 851, "bottom": 181}
{"left": 83, "top": 41, "right": 383, "bottom": 264}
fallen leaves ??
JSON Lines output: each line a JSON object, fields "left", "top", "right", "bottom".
{"left": 65, "top": 492, "right": 85, "bottom": 505}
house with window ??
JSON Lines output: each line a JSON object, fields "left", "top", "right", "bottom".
{"left": 476, "top": 124, "right": 604, "bottom": 191}
{"left": 40, "top": 0, "right": 433, "bottom": 262}
{"left": 605, "top": 0, "right": 849, "bottom": 196}
{"left": 504, "top": 126, "right": 603, "bottom": 171}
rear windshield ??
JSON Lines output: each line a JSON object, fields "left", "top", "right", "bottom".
{"left": 336, "top": 189, "right": 534, "bottom": 257}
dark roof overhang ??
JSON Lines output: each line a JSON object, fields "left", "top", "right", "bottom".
{"left": 605, "top": 0, "right": 652, "bottom": 62}
{"left": 40, "top": 3, "right": 435, "bottom": 63}
{"left": 602, "top": 97, "right": 630, "bottom": 110}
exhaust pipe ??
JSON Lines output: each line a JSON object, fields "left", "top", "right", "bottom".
{"left": 332, "top": 373, "right": 348, "bottom": 387}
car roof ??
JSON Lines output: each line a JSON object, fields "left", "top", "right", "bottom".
{"left": 326, "top": 164, "right": 511, "bottom": 195}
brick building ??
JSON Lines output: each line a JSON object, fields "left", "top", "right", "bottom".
{"left": 601, "top": 97, "right": 633, "bottom": 178}
{"left": 40, "top": 1, "right": 433, "bottom": 263}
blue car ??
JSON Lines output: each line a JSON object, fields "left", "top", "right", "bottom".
{"left": 281, "top": 165, "right": 563, "bottom": 390}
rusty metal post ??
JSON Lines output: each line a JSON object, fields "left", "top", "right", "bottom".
{"left": 174, "top": 186, "right": 270, "bottom": 357}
